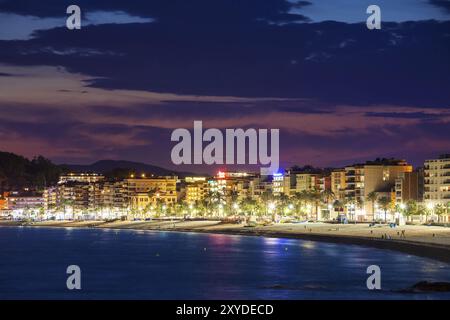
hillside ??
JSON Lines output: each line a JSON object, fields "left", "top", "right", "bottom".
{"left": 62, "top": 160, "right": 196, "bottom": 178}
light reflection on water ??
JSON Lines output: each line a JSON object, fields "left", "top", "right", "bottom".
{"left": 0, "top": 226, "right": 449, "bottom": 300}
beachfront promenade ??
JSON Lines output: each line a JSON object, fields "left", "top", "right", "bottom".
{"left": 2, "top": 220, "right": 449, "bottom": 262}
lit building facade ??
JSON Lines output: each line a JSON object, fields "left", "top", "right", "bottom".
{"left": 424, "top": 154, "right": 450, "bottom": 221}
{"left": 331, "top": 169, "right": 346, "bottom": 201}
{"left": 59, "top": 173, "right": 104, "bottom": 184}
{"left": 395, "top": 170, "right": 423, "bottom": 205}
{"left": 272, "top": 173, "right": 285, "bottom": 196}
{"left": 6, "top": 193, "right": 44, "bottom": 210}
{"left": 125, "top": 176, "right": 178, "bottom": 205}
{"left": 185, "top": 177, "right": 208, "bottom": 204}
{"left": 101, "top": 181, "right": 127, "bottom": 210}
{"left": 345, "top": 159, "right": 413, "bottom": 221}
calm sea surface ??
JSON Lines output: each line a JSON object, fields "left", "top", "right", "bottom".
{"left": 0, "top": 226, "right": 449, "bottom": 299}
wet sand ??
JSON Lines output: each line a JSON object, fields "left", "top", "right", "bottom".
{"left": 1, "top": 219, "right": 449, "bottom": 263}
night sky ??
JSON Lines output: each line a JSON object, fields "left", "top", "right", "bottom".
{"left": 0, "top": 0, "right": 449, "bottom": 173}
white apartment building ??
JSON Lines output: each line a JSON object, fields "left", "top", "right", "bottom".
{"left": 424, "top": 154, "right": 450, "bottom": 206}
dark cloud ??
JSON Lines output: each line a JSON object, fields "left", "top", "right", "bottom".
{"left": 429, "top": 0, "right": 450, "bottom": 13}
{"left": 87, "top": 99, "right": 331, "bottom": 121}
{"left": 364, "top": 112, "right": 440, "bottom": 120}
{"left": 0, "top": 0, "right": 310, "bottom": 22}
{"left": 1, "top": 19, "right": 449, "bottom": 107}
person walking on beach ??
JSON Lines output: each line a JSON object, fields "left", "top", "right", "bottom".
{"left": 401, "top": 230, "right": 406, "bottom": 238}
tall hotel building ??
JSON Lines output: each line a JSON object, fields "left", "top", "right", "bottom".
{"left": 424, "top": 154, "right": 450, "bottom": 210}
{"left": 184, "top": 177, "right": 208, "bottom": 204}
{"left": 331, "top": 169, "right": 346, "bottom": 201}
{"left": 394, "top": 170, "right": 423, "bottom": 205}
{"left": 127, "top": 176, "right": 178, "bottom": 212}
{"left": 345, "top": 159, "right": 413, "bottom": 221}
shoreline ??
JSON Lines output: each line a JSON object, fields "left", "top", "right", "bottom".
{"left": 1, "top": 220, "right": 450, "bottom": 263}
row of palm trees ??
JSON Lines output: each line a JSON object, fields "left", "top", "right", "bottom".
{"left": 20, "top": 188, "right": 448, "bottom": 223}
{"left": 128, "top": 188, "right": 339, "bottom": 221}
{"left": 132, "top": 189, "right": 449, "bottom": 223}
{"left": 366, "top": 191, "right": 449, "bottom": 223}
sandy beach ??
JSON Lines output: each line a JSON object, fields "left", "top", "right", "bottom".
{"left": 1, "top": 219, "right": 450, "bottom": 263}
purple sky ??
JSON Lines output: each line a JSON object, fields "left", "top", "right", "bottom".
{"left": 0, "top": 0, "right": 449, "bottom": 172}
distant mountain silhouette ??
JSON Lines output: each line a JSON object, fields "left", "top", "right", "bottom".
{"left": 62, "top": 160, "right": 197, "bottom": 178}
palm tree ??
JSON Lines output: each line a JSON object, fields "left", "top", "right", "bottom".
{"left": 129, "top": 207, "right": 138, "bottom": 220}
{"left": 47, "top": 203, "right": 56, "bottom": 215}
{"left": 176, "top": 202, "right": 190, "bottom": 218}
{"left": 434, "top": 204, "right": 445, "bottom": 223}
{"left": 277, "top": 194, "right": 290, "bottom": 217}
{"left": 229, "top": 190, "right": 239, "bottom": 216}
{"left": 377, "top": 197, "right": 391, "bottom": 223}
{"left": 366, "top": 191, "right": 378, "bottom": 221}
{"left": 416, "top": 203, "right": 428, "bottom": 223}
{"left": 321, "top": 189, "right": 335, "bottom": 205}
{"left": 155, "top": 198, "right": 166, "bottom": 217}
{"left": 38, "top": 206, "right": 45, "bottom": 221}
{"left": 308, "top": 188, "right": 322, "bottom": 221}
{"left": 202, "top": 191, "right": 214, "bottom": 217}
{"left": 143, "top": 202, "right": 154, "bottom": 218}
{"left": 240, "top": 197, "right": 258, "bottom": 219}
{"left": 447, "top": 202, "right": 450, "bottom": 223}
{"left": 292, "top": 192, "right": 308, "bottom": 219}
{"left": 260, "top": 191, "right": 274, "bottom": 217}
{"left": 321, "top": 190, "right": 335, "bottom": 220}
{"left": 355, "top": 197, "right": 364, "bottom": 222}
{"left": 195, "top": 198, "right": 210, "bottom": 217}
{"left": 205, "top": 189, "right": 225, "bottom": 217}
{"left": 404, "top": 200, "right": 418, "bottom": 222}
{"left": 61, "top": 198, "right": 74, "bottom": 220}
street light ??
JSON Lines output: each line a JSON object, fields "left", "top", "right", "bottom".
{"left": 268, "top": 202, "right": 276, "bottom": 211}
